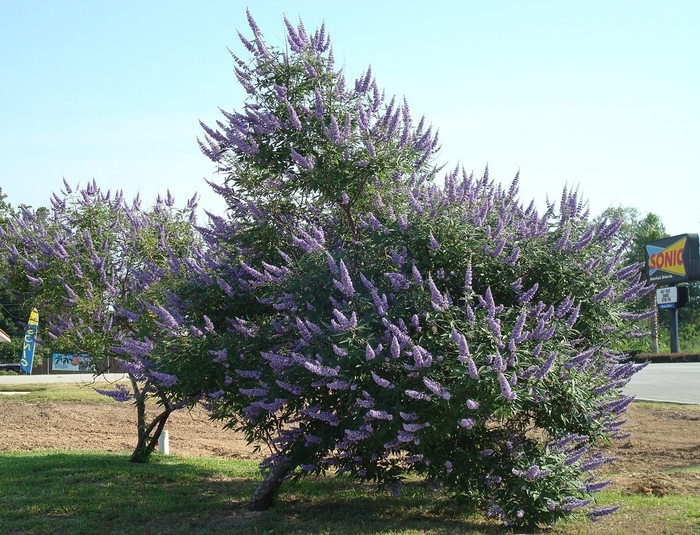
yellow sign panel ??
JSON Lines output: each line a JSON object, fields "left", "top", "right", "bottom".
{"left": 647, "top": 237, "right": 687, "bottom": 277}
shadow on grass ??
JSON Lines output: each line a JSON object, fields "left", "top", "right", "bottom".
{"left": 0, "top": 451, "right": 511, "bottom": 535}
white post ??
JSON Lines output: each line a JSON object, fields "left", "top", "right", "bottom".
{"left": 158, "top": 430, "right": 170, "bottom": 455}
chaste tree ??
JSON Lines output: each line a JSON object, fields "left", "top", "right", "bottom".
{"left": 0, "top": 180, "right": 201, "bottom": 462}
{"left": 132, "top": 11, "right": 652, "bottom": 528}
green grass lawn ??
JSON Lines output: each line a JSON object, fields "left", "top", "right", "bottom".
{"left": 1, "top": 451, "right": 700, "bottom": 535}
{"left": 0, "top": 451, "right": 503, "bottom": 535}
{"left": 0, "top": 381, "right": 129, "bottom": 403}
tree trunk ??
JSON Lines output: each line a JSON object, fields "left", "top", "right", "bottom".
{"left": 649, "top": 292, "right": 659, "bottom": 353}
{"left": 130, "top": 406, "right": 172, "bottom": 463}
{"left": 128, "top": 375, "right": 173, "bottom": 463}
{"left": 248, "top": 460, "right": 294, "bottom": 511}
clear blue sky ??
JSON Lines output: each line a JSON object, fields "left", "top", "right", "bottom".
{"left": 2, "top": 1, "right": 698, "bottom": 235}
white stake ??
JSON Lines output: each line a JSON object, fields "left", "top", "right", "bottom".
{"left": 158, "top": 430, "right": 170, "bottom": 455}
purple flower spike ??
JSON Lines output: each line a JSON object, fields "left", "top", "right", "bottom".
{"left": 498, "top": 372, "right": 517, "bottom": 401}
{"left": 537, "top": 351, "right": 557, "bottom": 379}
{"left": 451, "top": 328, "right": 470, "bottom": 362}
{"left": 589, "top": 506, "right": 619, "bottom": 521}
{"left": 372, "top": 372, "right": 394, "bottom": 389}
{"left": 561, "top": 497, "right": 593, "bottom": 511}
{"left": 95, "top": 384, "right": 132, "bottom": 402}
{"left": 150, "top": 370, "right": 178, "bottom": 388}
{"left": 290, "top": 148, "right": 314, "bottom": 169}
{"left": 333, "top": 259, "right": 354, "bottom": 297}
{"left": 390, "top": 336, "right": 400, "bottom": 359}
{"left": 303, "top": 360, "right": 339, "bottom": 377}
{"left": 466, "top": 357, "right": 479, "bottom": 379}
{"left": 331, "top": 309, "right": 358, "bottom": 331}
{"left": 398, "top": 214, "right": 408, "bottom": 232}
{"left": 411, "top": 264, "right": 423, "bottom": 285}
{"left": 519, "top": 283, "right": 539, "bottom": 305}
{"left": 286, "top": 101, "right": 302, "bottom": 130}
{"left": 332, "top": 344, "right": 348, "bottom": 356}
{"left": 512, "top": 465, "right": 552, "bottom": 479}
{"left": 365, "top": 343, "right": 376, "bottom": 361}
{"left": 429, "top": 233, "right": 440, "bottom": 251}
{"left": 366, "top": 409, "right": 393, "bottom": 421}
{"left": 423, "top": 376, "right": 451, "bottom": 400}
{"left": 405, "top": 389, "right": 431, "bottom": 401}
{"left": 428, "top": 276, "right": 448, "bottom": 311}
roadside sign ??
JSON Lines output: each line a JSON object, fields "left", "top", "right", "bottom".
{"left": 645, "top": 233, "right": 700, "bottom": 285}
{"left": 657, "top": 287, "right": 678, "bottom": 305}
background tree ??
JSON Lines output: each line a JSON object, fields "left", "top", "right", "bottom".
{"left": 0, "top": 180, "right": 201, "bottom": 461}
{"left": 598, "top": 207, "right": 669, "bottom": 353}
{"left": 0, "top": 188, "right": 47, "bottom": 366}
{"left": 628, "top": 213, "right": 669, "bottom": 353}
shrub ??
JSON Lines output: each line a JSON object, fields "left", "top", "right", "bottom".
{"left": 153, "top": 12, "right": 651, "bottom": 528}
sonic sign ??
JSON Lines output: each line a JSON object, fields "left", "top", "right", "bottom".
{"left": 645, "top": 234, "right": 700, "bottom": 285}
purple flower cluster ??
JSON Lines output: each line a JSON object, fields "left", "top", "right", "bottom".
{"left": 95, "top": 384, "right": 133, "bottom": 402}
{"left": 150, "top": 370, "right": 178, "bottom": 388}
{"left": 512, "top": 465, "right": 552, "bottom": 479}
{"left": 330, "top": 309, "right": 358, "bottom": 331}
{"left": 422, "top": 376, "right": 451, "bottom": 400}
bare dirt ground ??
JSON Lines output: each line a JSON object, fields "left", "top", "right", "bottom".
{"left": 1, "top": 399, "right": 700, "bottom": 496}
{"left": 0, "top": 400, "right": 263, "bottom": 460}
{"left": 600, "top": 402, "right": 700, "bottom": 496}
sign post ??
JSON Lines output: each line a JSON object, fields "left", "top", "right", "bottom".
{"left": 656, "top": 287, "right": 680, "bottom": 352}
{"left": 645, "top": 234, "right": 699, "bottom": 353}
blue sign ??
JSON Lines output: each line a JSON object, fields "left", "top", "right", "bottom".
{"left": 52, "top": 353, "right": 92, "bottom": 372}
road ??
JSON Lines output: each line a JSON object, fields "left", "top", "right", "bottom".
{"left": 0, "top": 365, "right": 698, "bottom": 404}
{"left": 623, "top": 362, "right": 700, "bottom": 404}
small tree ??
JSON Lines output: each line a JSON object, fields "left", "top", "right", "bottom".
{"left": 0, "top": 180, "right": 200, "bottom": 462}
{"left": 147, "top": 13, "right": 651, "bottom": 528}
